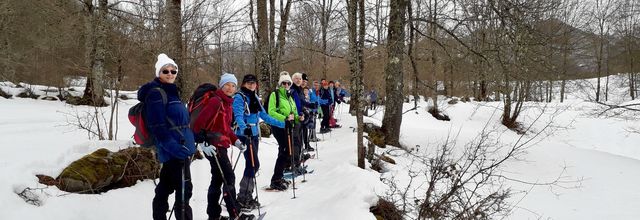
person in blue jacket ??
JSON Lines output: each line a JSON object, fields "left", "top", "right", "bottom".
{"left": 233, "top": 74, "right": 285, "bottom": 210}
{"left": 318, "top": 79, "right": 333, "bottom": 133}
{"left": 140, "top": 53, "right": 196, "bottom": 220}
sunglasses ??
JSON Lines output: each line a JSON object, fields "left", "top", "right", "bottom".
{"left": 162, "top": 69, "right": 177, "bottom": 75}
{"left": 281, "top": 81, "right": 291, "bottom": 86}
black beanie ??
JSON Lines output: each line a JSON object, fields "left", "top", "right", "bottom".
{"left": 242, "top": 74, "right": 258, "bottom": 84}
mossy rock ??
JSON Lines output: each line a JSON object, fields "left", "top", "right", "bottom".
{"left": 40, "top": 147, "right": 159, "bottom": 194}
{"left": 259, "top": 122, "right": 271, "bottom": 138}
{"left": 56, "top": 148, "right": 121, "bottom": 193}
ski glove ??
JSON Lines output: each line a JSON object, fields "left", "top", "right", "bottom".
{"left": 202, "top": 145, "right": 217, "bottom": 157}
{"left": 285, "top": 120, "right": 294, "bottom": 130}
{"left": 243, "top": 127, "right": 252, "bottom": 137}
{"left": 234, "top": 139, "right": 246, "bottom": 151}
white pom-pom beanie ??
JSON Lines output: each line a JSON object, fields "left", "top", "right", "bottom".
{"left": 278, "top": 72, "right": 292, "bottom": 85}
{"left": 154, "top": 53, "right": 179, "bottom": 77}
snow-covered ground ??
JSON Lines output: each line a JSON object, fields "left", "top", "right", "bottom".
{"left": 1, "top": 75, "right": 639, "bottom": 219}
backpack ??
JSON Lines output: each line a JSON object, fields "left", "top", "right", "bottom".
{"left": 262, "top": 90, "right": 280, "bottom": 112}
{"left": 187, "top": 83, "right": 220, "bottom": 143}
{"left": 128, "top": 87, "right": 169, "bottom": 147}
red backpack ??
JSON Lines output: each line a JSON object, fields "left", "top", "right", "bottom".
{"left": 128, "top": 87, "right": 169, "bottom": 147}
{"left": 187, "top": 83, "right": 221, "bottom": 143}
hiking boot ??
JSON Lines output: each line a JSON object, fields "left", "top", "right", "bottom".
{"left": 270, "top": 179, "right": 288, "bottom": 191}
{"left": 302, "top": 153, "right": 311, "bottom": 161}
{"left": 319, "top": 128, "right": 330, "bottom": 134}
{"left": 309, "top": 137, "right": 320, "bottom": 142}
{"left": 304, "top": 146, "right": 315, "bottom": 152}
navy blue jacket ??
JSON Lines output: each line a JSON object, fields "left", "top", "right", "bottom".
{"left": 318, "top": 87, "right": 333, "bottom": 106}
{"left": 138, "top": 78, "right": 196, "bottom": 163}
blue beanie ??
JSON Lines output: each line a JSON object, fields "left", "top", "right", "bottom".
{"left": 219, "top": 73, "right": 238, "bottom": 88}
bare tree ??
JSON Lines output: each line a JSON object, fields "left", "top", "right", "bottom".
{"left": 614, "top": 0, "right": 640, "bottom": 100}
{"left": 381, "top": 0, "right": 407, "bottom": 147}
{"left": 588, "top": 0, "right": 620, "bottom": 102}
{"left": 80, "top": 0, "right": 108, "bottom": 107}
{"left": 347, "top": 0, "right": 366, "bottom": 168}
{"left": 256, "top": 0, "right": 272, "bottom": 96}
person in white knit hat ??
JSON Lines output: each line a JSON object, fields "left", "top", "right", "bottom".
{"left": 139, "top": 53, "right": 196, "bottom": 220}
{"left": 265, "top": 71, "right": 304, "bottom": 191}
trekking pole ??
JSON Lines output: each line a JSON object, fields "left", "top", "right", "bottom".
{"left": 232, "top": 147, "right": 244, "bottom": 172}
{"left": 314, "top": 113, "right": 319, "bottom": 159}
{"left": 287, "top": 121, "right": 297, "bottom": 199}
{"left": 248, "top": 136, "right": 262, "bottom": 216}
{"left": 181, "top": 159, "right": 187, "bottom": 220}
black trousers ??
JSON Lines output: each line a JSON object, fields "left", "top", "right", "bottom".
{"left": 206, "top": 148, "right": 240, "bottom": 219}
{"left": 321, "top": 105, "right": 330, "bottom": 129}
{"left": 302, "top": 125, "right": 310, "bottom": 148}
{"left": 270, "top": 126, "right": 294, "bottom": 182}
{"left": 152, "top": 159, "right": 193, "bottom": 220}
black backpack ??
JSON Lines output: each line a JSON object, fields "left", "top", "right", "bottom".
{"left": 262, "top": 90, "right": 280, "bottom": 112}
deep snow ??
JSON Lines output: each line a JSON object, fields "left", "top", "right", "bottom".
{"left": 1, "top": 75, "right": 640, "bottom": 219}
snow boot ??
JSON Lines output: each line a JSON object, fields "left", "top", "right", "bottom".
{"left": 304, "top": 145, "right": 315, "bottom": 152}
{"left": 269, "top": 179, "right": 288, "bottom": 191}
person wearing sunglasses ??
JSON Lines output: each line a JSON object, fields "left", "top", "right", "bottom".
{"left": 266, "top": 71, "right": 300, "bottom": 191}
{"left": 139, "top": 53, "right": 196, "bottom": 220}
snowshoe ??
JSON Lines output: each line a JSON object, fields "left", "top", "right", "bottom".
{"left": 239, "top": 198, "right": 261, "bottom": 211}
{"left": 235, "top": 213, "right": 256, "bottom": 220}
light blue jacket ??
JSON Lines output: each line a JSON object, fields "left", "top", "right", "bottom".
{"left": 233, "top": 91, "right": 285, "bottom": 137}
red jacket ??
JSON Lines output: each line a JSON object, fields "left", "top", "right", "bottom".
{"left": 191, "top": 89, "right": 238, "bottom": 148}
